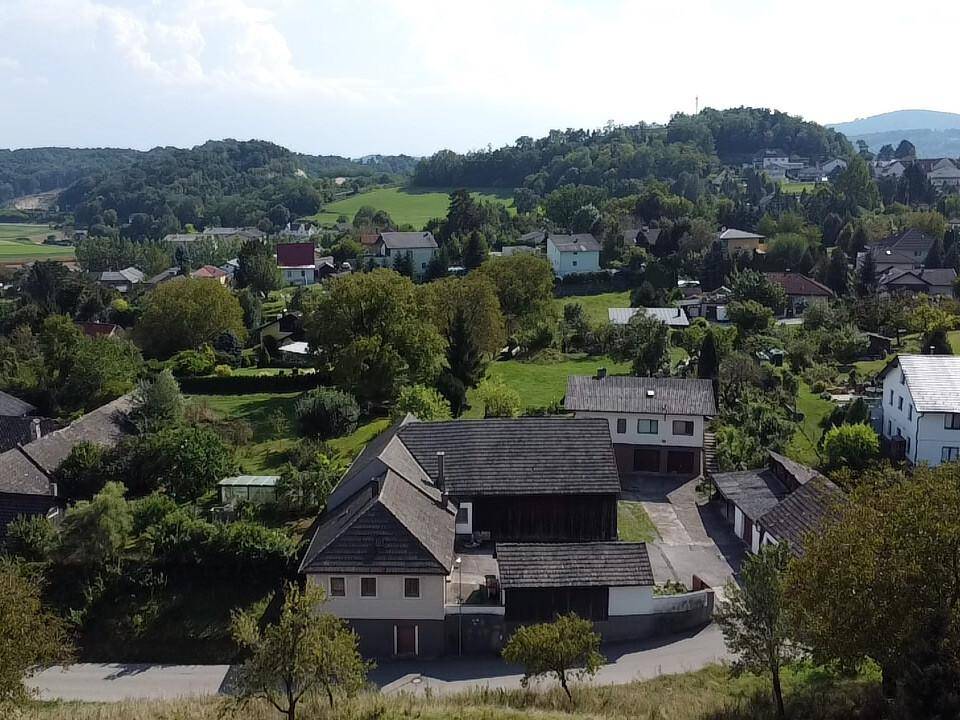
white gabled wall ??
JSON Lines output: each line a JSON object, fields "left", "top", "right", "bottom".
{"left": 306, "top": 574, "right": 446, "bottom": 620}
{"left": 880, "top": 367, "right": 960, "bottom": 466}
{"left": 575, "top": 410, "right": 705, "bottom": 448}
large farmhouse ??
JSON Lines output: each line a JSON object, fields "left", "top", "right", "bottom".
{"left": 299, "top": 415, "right": 713, "bottom": 658}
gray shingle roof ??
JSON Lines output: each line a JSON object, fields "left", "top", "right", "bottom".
{"left": 0, "top": 390, "right": 37, "bottom": 416}
{"left": 711, "top": 468, "right": 789, "bottom": 522}
{"left": 0, "top": 448, "right": 51, "bottom": 496}
{"left": 881, "top": 355, "right": 960, "bottom": 413}
{"left": 719, "top": 228, "right": 765, "bottom": 241}
{"left": 880, "top": 268, "right": 957, "bottom": 287}
{"left": 20, "top": 395, "right": 134, "bottom": 475}
{"left": 759, "top": 476, "right": 845, "bottom": 558}
{"left": 608, "top": 307, "right": 690, "bottom": 327}
{"left": 0, "top": 416, "right": 58, "bottom": 453}
{"left": 565, "top": 376, "right": 717, "bottom": 416}
{"left": 496, "top": 542, "right": 654, "bottom": 588}
{"left": 379, "top": 231, "right": 438, "bottom": 250}
{"left": 549, "top": 234, "right": 601, "bottom": 253}
{"left": 397, "top": 418, "right": 620, "bottom": 496}
{"left": 298, "top": 470, "right": 454, "bottom": 575}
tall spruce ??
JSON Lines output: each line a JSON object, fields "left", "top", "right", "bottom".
{"left": 447, "top": 309, "right": 485, "bottom": 388}
{"left": 825, "top": 249, "right": 849, "bottom": 296}
{"left": 698, "top": 330, "right": 719, "bottom": 380}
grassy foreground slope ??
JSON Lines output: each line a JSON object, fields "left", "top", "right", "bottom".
{"left": 310, "top": 186, "right": 514, "bottom": 227}
{"left": 0, "top": 223, "right": 74, "bottom": 261}
{"left": 23, "top": 663, "right": 880, "bottom": 720}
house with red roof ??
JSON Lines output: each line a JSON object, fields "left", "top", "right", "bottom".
{"left": 276, "top": 243, "right": 317, "bottom": 286}
{"left": 764, "top": 272, "right": 834, "bottom": 317}
{"left": 190, "top": 265, "right": 229, "bottom": 285}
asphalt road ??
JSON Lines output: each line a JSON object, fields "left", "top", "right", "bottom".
{"left": 30, "top": 624, "right": 729, "bottom": 702}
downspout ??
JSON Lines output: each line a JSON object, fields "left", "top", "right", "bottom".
{"left": 915, "top": 411, "right": 921, "bottom": 464}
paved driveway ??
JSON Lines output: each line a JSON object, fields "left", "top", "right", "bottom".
{"left": 622, "top": 474, "right": 743, "bottom": 592}
{"left": 30, "top": 625, "right": 729, "bottom": 702}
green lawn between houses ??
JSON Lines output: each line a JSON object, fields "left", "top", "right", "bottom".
{"left": 617, "top": 500, "right": 660, "bottom": 543}
{"left": 555, "top": 290, "right": 632, "bottom": 324}
{"left": 309, "top": 186, "right": 515, "bottom": 228}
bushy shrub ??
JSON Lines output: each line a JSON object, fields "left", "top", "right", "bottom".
{"left": 477, "top": 377, "right": 521, "bottom": 418}
{"left": 54, "top": 441, "right": 108, "bottom": 501}
{"left": 214, "top": 364, "right": 233, "bottom": 377}
{"left": 5, "top": 515, "right": 56, "bottom": 562}
{"left": 168, "top": 346, "right": 216, "bottom": 377}
{"left": 295, "top": 387, "right": 360, "bottom": 439}
{"left": 823, "top": 424, "right": 879, "bottom": 470}
{"left": 131, "top": 492, "right": 179, "bottom": 535}
{"left": 390, "top": 384, "right": 451, "bottom": 423}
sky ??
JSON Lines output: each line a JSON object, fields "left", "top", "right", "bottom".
{"left": 1, "top": 0, "right": 959, "bottom": 158}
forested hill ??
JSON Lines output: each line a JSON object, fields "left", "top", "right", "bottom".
{"left": 412, "top": 107, "right": 851, "bottom": 192}
{"left": 0, "top": 141, "right": 418, "bottom": 208}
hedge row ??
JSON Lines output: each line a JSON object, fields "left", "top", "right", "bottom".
{"left": 177, "top": 373, "right": 323, "bottom": 395}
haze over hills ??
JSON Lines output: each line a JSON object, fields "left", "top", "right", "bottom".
{"left": 830, "top": 109, "right": 960, "bottom": 157}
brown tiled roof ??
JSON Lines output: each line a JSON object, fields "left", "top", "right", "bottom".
{"left": 496, "top": 542, "right": 654, "bottom": 588}
{"left": 764, "top": 272, "right": 834, "bottom": 297}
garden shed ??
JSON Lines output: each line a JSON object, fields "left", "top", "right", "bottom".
{"left": 217, "top": 475, "right": 279, "bottom": 505}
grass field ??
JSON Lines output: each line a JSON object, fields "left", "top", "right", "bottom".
{"left": 22, "top": 662, "right": 881, "bottom": 720}
{"left": 556, "top": 291, "right": 632, "bottom": 324}
{"left": 0, "top": 223, "right": 74, "bottom": 261}
{"left": 485, "top": 354, "right": 632, "bottom": 410}
{"left": 785, "top": 382, "right": 835, "bottom": 467}
{"left": 779, "top": 181, "right": 817, "bottom": 195}
{"left": 309, "top": 186, "right": 515, "bottom": 228}
{"left": 617, "top": 501, "right": 659, "bottom": 543}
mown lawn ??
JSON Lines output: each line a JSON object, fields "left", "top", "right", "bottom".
{"left": 555, "top": 291, "right": 632, "bottom": 324}
{"left": 309, "top": 186, "right": 515, "bottom": 228}
{"left": 785, "top": 382, "right": 835, "bottom": 467}
{"left": 486, "top": 354, "right": 632, "bottom": 410}
{"left": 779, "top": 181, "right": 817, "bottom": 195}
{"left": 617, "top": 501, "right": 660, "bottom": 543}
{"left": 0, "top": 223, "right": 74, "bottom": 260}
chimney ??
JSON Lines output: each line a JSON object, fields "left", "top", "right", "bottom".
{"left": 31, "top": 417, "right": 41, "bottom": 441}
{"left": 596, "top": 367, "right": 607, "bottom": 381}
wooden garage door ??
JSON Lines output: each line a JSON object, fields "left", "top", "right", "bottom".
{"left": 633, "top": 448, "right": 660, "bottom": 472}
{"left": 667, "top": 450, "right": 695, "bottom": 474}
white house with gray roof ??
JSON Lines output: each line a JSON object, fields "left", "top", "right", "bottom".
{"left": 546, "top": 234, "right": 601, "bottom": 277}
{"left": 564, "top": 374, "right": 717, "bottom": 475}
{"left": 878, "top": 354, "right": 960, "bottom": 466}
{"left": 367, "top": 231, "right": 438, "bottom": 279}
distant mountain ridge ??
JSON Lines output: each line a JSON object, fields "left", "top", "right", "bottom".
{"left": 829, "top": 110, "right": 960, "bottom": 157}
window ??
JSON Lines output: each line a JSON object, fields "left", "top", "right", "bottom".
{"left": 360, "top": 577, "right": 377, "bottom": 597}
{"left": 404, "top": 578, "right": 420, "bottom": 598}
{"left": 889, "top": 390, "right": 894, "bottom": 406}
{"left": 887, "top": 420, "right": 892, "bottom": 436}
{"left": 329, "top": 577, "right": 345, "bottom": 597}
{"left": 384, "top": 247, "right": 391, "bottom": 256}
{"left": 898, "top": 396, "right": 903, "bottom": 411}
{"left": 637, "top": 419, "right": 658, "bottom": 434}
{"left": 943, "top": 447, "right": 960, "bottom": 462}
{"left": 616, "top": 418, "right": 627, "bottom": 434}
{"left": 906, "top": 437, "right": 911, "bottom": 453}
{"left": 900, "top": 371, "right": 905, "bottom": 385}
{"left": 421, "top": 262, "right": 426, "bottom": 269}
{"left": 946, "top": 414, "right": 960, "bottom": 430}
{"left": 572, "top": 260, "right": 578, "bottom": 267}
{"left": 455, "top": 505, "right": 468, "bottom": 524}
{"left": 672, "top": 420, "right": 695, "bottom": 436}
{"left": 909, "top": 404, "right": 913, "bottom": 421}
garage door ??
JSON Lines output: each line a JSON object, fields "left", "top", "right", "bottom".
{"left": 633, "top": 448, "right": 660, "bottom": 472}
{"left": 667, "top": 450, "right": 695, "bottom": 474}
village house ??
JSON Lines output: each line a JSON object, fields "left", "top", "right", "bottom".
{"left": 878, "top": 355, "right": 960, "bottom": 466}
{"left": 546, "top": 234, "right": 601, "bottom": 277}
{"left": 161, "top": 227, "right": 265, "bottom": 250}
{"left": 279, "top": 221, "right": 317, "bottom": 240}
{"left": 367, "top": 232, "right": 438, "bottom": 279}
{"left": 94, "top": 266, "right": 144, "bottom": 293}
{"left": 860, "top": 228, "right": 936, "bottom": 274}
{"left": 608, "top": 307, "right": 690, "bottom": 328}
{"left": 145, "top": 267, "right": 181, "bottom": 287}
{"left": 189, "top": 265, "right": 229, "bottom": 285}
{"left": 0, "top": 390, "right": 57, "bottom": 454}
{"left": 711, "top": 452, "right": 843, "bottom": 556}
{"left": 564, "top": 374, "right": 716, "bottom": 475}
{"left": 76, "top": 321, "right": 122, "bottom": 339}
{"left": 764, "top": 272, "right": 834, "bottom": 317}
{"left": 0, "top": 395, "right": 134, "bottom": 537}
{"left": 276, "top": 242, "right": 317, "bottom": 286}
{"left": 878, "top": 267, "right": 957, "bottom": 297}
{"left": 718, "top": 228, "right": 766, "bottom": 255}
{"left": 299, "top": 415, "right": 713, "bottom": 658}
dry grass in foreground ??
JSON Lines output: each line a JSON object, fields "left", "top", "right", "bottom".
{"left": 14, "top": 663, "right": 882, "bottom": 720}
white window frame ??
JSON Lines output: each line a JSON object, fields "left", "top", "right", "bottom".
{"left": 616, "top": 418, "right": 627, "bottom": 434}
{"left": 672, "top": 420, "right": 695, "bottom": 436}
{"left": 637, "top": 419, "right": 658, "bottom": 434}
{"left": 329, "top": 576, "right": 346, "bottom": 597}
{"left": 946, "top": 414, "right": 960, "bottom": 430}
{"left": 360, "top": 577, "right": 377, "bottom": 598}
{"left": 943, "top": 447, "right": 960, "bottom": 462}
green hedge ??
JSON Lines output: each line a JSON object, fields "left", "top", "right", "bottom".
{"left": 178, "top": 373, "right": 322, "bottom": 395}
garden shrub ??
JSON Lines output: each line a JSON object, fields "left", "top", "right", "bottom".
{"left": 295, "top": 387, "right": 360, "bottom": 439}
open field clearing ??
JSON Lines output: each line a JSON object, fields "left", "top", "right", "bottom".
{"left": 310, "top": 186, "right": 515, "bottom": 227}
